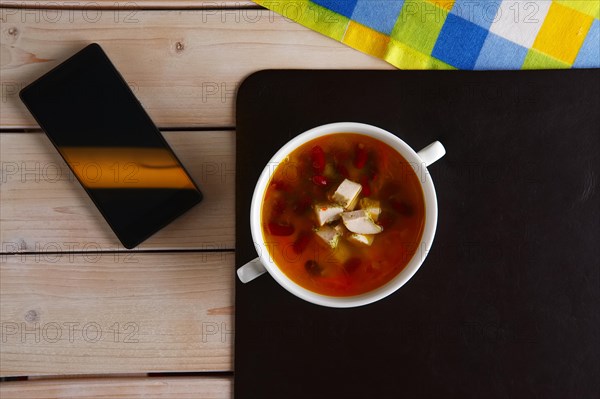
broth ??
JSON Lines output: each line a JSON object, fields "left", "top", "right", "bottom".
{"left": 261, "top": 133, "right": 425, "bottom": 296}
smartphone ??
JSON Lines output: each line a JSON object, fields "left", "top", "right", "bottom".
{"left": 19, "top": 43, "right": 203, "bottom": 249}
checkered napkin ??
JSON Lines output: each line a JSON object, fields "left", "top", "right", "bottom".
{"left": 254, "top": 0, "right": 599, "bottom": 69}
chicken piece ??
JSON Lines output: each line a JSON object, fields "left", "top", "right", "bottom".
{"left": 332, "top": 179, "right": 362, "bottom": 210}
{"left": 348, "top": 233, "right": 375, "bottom": 246}
{"left": 315, "top": 225, "right": 342, "bottom": 248}
{"left": 314, "top": 203, "right": 344, "bottom": 226}
{"left": 341, "top": 210, "right": 383, "bottom": 234}
{"left": 359, "top": 198, "right": 381, "bottom": 221}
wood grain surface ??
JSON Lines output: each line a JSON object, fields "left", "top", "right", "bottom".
{"left": 0, "top": 252, "right": 234, "bottom": 376}
{"left": 0, "top": 131, "right": 235, "bottom": 251}
{"left": 0, "top": 8, "right": 391, "bottom": 129}
{"left": 0, "top": 376, "right": 232, "bottom": 398}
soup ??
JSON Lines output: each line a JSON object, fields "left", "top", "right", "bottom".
{"left": 261, "top": 133, "right": 425, "bottom": 296}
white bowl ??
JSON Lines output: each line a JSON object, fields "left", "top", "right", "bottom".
{"left": 239, "top": 122, "right": 445, "bottom": 308}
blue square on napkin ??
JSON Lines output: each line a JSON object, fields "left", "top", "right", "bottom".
{"left": 352, "top": 0, "right": 405, "bottom": 35}
{"left": 312, "top": 0, "right": 358, "bottom": 18}
{"left": 451, "top": 0, "right": 501, "bottom": 29}
{"left": 432, "top": 14, "right": 489, "bottom": 70}
{"left": 574, "top": 19, "right": 600, "bottom": 68}
{"left": 475, "top": 32, "right": 528, "bottom": 70}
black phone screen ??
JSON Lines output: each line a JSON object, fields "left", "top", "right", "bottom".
{"left": 19, "top": 43, "right": 203, "bottom": 249}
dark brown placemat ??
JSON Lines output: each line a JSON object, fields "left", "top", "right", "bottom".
{"left": 235, "top": 70, "right": 599, "bottom": 399}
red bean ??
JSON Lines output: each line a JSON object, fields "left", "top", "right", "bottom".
{"left": 390, "top": 199, "right": 414, "bottom": 216}
{"left": 344, "top": 257, "right": 361, "bottom": 273}
{"left": 305, "top": 260, "right": 323, "bottom": 276}
{"left": 311, "top": 146, "right": 326, "bottom": 173}
{"left": 270, "top": 179, "right": 289, "bottom": 191}
{"left": 268, "top": 222, "right": 295, "bottom": 236}
{"left": 378, "top": 212, "right": 396, "bottom": 228}
{"left": 354, "top": 143, "right": 368, "bottom": 169}
{"left": 292, "top": 232, "right": 311, "bottom": 254}
{"left": 360, "top": 175, "right": 371, "bottom": 197}
{"left": 312, "top": 175, "right": 328, "bottom": 186}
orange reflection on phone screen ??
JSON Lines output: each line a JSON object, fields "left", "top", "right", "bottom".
{"left": 60, "top": 147, "right": 196, "bottom": 189}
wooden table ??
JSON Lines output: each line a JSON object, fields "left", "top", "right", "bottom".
{"left": 0, "top": 1, "right": 393, "bottom": 396}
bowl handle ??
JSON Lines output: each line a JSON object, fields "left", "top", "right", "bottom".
{"left": 417, "top": 141, "right": 446, "bottom": 167}
{"left": 237, "top": 257, "right": 267, "bottom": 283}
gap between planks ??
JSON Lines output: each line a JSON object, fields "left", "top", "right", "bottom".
{"left": 0, "top": 0, "right": 257, "bottom": 10}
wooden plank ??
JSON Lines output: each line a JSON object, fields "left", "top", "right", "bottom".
{"left": 0, "top": 376, "right": 232, "bottom": 398}
{"left": 0, "top": 131, "right": 235, "bottom": 251}
{"left": 0, "top": 252, "right": 234, "bottom": 376}
{"left": 0, "top": 9, "right": 392, "bottom": 129}
{"left": 0, "top": 0, "right": 255, "bottom": 9}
